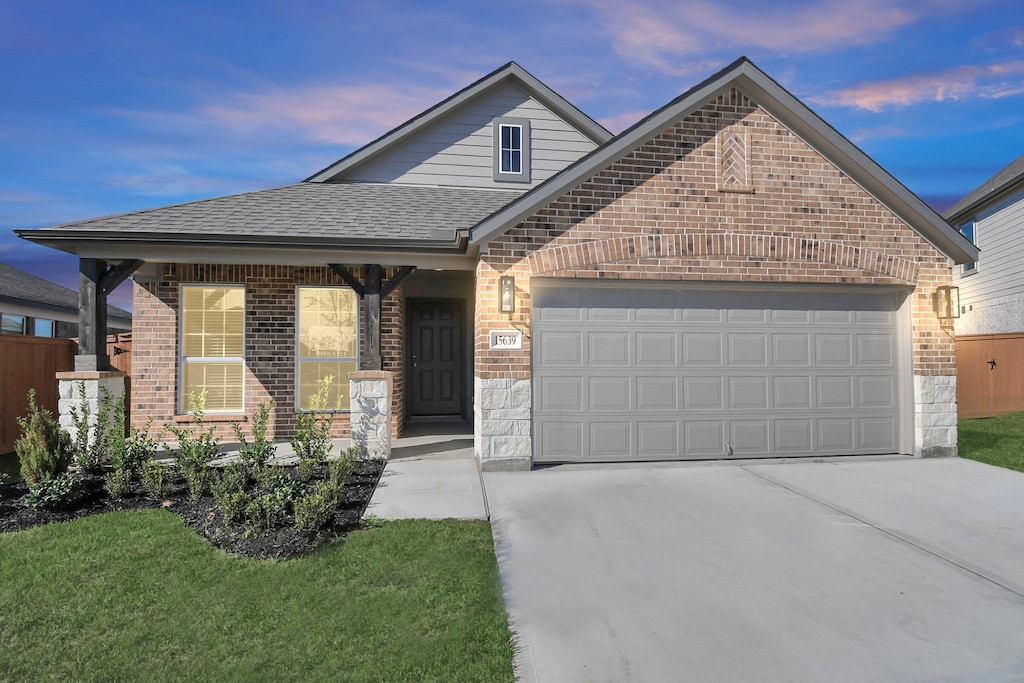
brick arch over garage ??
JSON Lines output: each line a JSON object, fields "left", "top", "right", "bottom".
{"left": 527, "top": 232, "right": 918, "bottom": 284}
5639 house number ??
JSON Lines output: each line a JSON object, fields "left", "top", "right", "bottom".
{"left": 489, "top": 330, "right": 523, "bottom": 350}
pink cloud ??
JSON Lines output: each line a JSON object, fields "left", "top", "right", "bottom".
{"left": 578, "top": 0, "right": 925, "bottom": 74}
{"left": 201, "top": 82, "right": 452, "bottom": 146}
{"left": 598, "top": 110, "right": 649, "bottom": 134}
{"left": 812, "top": 61, "right": 1024, "bottom": 111}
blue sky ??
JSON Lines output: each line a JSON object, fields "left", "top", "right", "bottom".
{"left": 3, "top": 0, "right": 1024, "bottom": 310}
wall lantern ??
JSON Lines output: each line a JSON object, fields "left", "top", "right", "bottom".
{"left": 499, "top": 276, "right": 516, "bottom": 314}
{"left": 934, "top": 285, "right": 960, "bottom": 319}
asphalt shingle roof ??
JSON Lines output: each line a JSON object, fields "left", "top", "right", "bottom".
{"left": 40, "top": 182, "right": 525, "bottom": 242}
{"left": 0, "top": 262, "right": 131, "bottom": 321}
{"left": 945, "top": 152, "right": 1024, "bottom": 220}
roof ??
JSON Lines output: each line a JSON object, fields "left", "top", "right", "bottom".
{"left": 469, "top": 57, "right": 979, "bottom": 265}
{"left": 944, "top": 152, "right": 1024, "bottom": 222}
{"left": 0, "top": 261, "right": 132, "bottom": 322}
{"left": 18, "top": 182, "right": 523, "bottom": 251}
{"left": 305, "top": 61, "right": 613, "bottom": 183}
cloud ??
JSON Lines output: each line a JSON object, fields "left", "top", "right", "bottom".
{"left": 598, "top": 110, "right": 649, "bottom": 134}
{"left": 578, "top": 0, "right": 924, "bottom": 74}
{"left": 813, "top": 60, "right": 1024, "bottom": 111}
{"left": 107, "top": 164, "right": 261, "bottom": 197}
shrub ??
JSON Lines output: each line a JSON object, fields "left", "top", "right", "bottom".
{"left": 258, "top": 468, "right": 304, "bottom": 509}
{"left": 69, "top": 383, "right": 118, "bottom": 473}
{"left": 216, "top": 490, "right": 252, "bottom": 526}
{"left": 164, "top": 392, "right": 221, "bottom": 501}
{"left": 213, "top": 463, "right": 250, "bottom": 497}
{"left": 232, "top": 400, "right": 276, "bottom": 474}
{"left": 104, "top": 467, "right": 133, "bottom": 499}
{"left": 140, "top": 460, "right": 175, "bottom": 499}
{"left": 292, "top": 377, "right": 337, "bottom": 479}
{"left": 294, "top": 488, "right": 335, "bottom": 530}
{"left": 328, "top": 450, "right": 355, "bottom": 489}
{"left": 16, "top": 389, "right": 71, "bottom": 485}
{"left": 27, "top": 472, "right": 88, "bottom": 510}
{"left": 245, "top": 493, "right": 288, "bottom": 532}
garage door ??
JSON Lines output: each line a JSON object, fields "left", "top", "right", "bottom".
{"left": 532, "top": 283, "right": 905, "bottom": 463}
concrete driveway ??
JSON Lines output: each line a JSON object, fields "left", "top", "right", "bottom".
{"left": 484, "top": 457, "right": 1024, "bottom": 682}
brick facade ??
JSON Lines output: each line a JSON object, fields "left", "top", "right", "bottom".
{"left": 476, "top": 89, "right": 954, "bottom": 379}
{"left": 475, "top": 89, "right": 957, "bottom": 463}
{"left": 131, "top": 264, "right": 406, "bottom": 441}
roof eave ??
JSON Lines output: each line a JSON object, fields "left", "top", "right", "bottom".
{"left": 469, "top": 59, "right": 979, "bottom": 265}
{"left": 945, "top": 174, "right": 1024, "bottom": 223}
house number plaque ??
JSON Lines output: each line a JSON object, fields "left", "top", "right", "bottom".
{"left": 489, "top": 329, "right": 523, "bottom": 350}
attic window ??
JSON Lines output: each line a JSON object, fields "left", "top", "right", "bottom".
{"left": 493, "top": 117, "right": 531, "bottom": 183}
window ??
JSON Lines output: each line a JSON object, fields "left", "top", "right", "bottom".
{"left": 33, "top": 319, "right": 54, "bottom": 337}
{"left": 297, "top": 287, "right": 358, "bottom": 411}
{"left": 492, "top": 117, "right": 531, "bottom": 183}
{"left": 1, "top": 314, "right": 26, "bottom": 335}
{"left": 959, "top": 221, "right": 976, "bottom": 274}
{"left": 180, "top": 285, "right": 245, "bottom": 413}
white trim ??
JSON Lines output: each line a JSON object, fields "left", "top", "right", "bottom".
{"left": 294, "top": 285, "right": 360, "bottom": 413}
{"left": 178, "top": 283, "right": 247, "bottom": 414}
{"left": 499, "top": 124, "right": 524, "bottom": 175}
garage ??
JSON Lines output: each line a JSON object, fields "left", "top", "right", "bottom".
{"left": 532, "top": 282, "right": 908, "bottom": 463}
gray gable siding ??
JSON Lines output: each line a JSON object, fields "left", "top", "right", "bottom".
{"left": 955, "top": 182, "right": 1024, "bottom": 306}
{"left": 335, "top": 81, "right": 598, "bottom": 189}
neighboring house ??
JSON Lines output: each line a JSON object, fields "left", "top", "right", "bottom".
{"left": 17, "top": 58, "right": 977, "bottom": 468}
{"left": 0, "top": 261, "right": 131, "bottom": 337}
{"left": 944, "top": 153, "right": 1024, "bottom": 417}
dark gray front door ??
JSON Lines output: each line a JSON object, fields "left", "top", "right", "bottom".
{"left": 408, "top": 299, "right": 463, "bottom": 417}
{"left": 532, "top": 283, "right": 904, "bottom": 463}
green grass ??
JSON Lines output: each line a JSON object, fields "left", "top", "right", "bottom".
{"left": 959, "top": 412, "right": 1024, "bottom": 473}
{"left": 0, "top": 511, "right": 514, "bottom": 682}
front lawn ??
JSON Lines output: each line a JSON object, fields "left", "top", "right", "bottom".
{"left": 0, "top": 511, "right": 515, "bottom": 682}
{"left": 958, "top": 412, "right": 1024, "bottom": 473}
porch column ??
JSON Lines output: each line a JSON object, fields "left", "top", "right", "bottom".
{"left": 348, "top": 370, "right": 393, "bottom": 459}
{"left": 76, "top": 257, "right": 143, "bottom": 371}
{"left": 363, "top": 264, "right": 382, "bottom": 370}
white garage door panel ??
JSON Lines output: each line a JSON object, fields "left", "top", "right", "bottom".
{"left": 532, "top": 284, "right": 903, "bottom": 463}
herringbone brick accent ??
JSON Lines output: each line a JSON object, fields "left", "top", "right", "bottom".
{"left": 719, "top": 129, "right": 750, "bottom": 191}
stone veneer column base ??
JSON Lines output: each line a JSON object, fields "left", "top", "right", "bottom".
{"left": 475, "top": 377, "right": 532, "bottom": 471}
{"left": 914, "top": 375, "right": 958, "bottom": 458}
{"left": 56, "top": 371, "right": 126, "bottom": 443}
{"left": 349, "top": 371, "right": 392, "bottom": 459}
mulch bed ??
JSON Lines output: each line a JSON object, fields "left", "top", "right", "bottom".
{"left": 0, "top": 459, "right": 385, "bottom": 560}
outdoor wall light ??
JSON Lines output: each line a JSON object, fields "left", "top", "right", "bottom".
{"left": 499, "top": 275, "right": 516, "bottom": 314}
{"left": 934, "top": 285, "right": 960, "bottom": 319}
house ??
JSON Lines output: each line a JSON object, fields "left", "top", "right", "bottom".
{"left": 944, "top": 153, "right": 1024, "bottom": 416}
{"left": 16, "top": 58, "right": 977, "bottom": 468}
{"left": 0, "top": 261, "right": 131, "bottom": 337}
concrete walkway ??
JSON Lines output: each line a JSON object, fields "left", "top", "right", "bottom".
{"left": 485, "top": 458, "right": 1024, "bottom": 683}
{"left": 365, "top": 423, "right": 488, "bottom": 520}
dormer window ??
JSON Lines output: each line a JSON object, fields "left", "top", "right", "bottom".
{"left": 493, "top": 117, "right": 531, "bottom": 183}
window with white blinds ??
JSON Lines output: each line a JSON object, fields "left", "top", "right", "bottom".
{"left": 180, "top": 285, "right": 245, "bottom": 412}
{"left": 297, "top": 287, "right": 358, "bottom": 411}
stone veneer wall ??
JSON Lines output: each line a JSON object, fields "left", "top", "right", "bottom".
{"left": 131, "top": 264, "right": 406, "bottom": 441}
{"left": 57, "top": 371, "right": 126, "bottom": 443}
{"left": 474, "top": 88, "right": 957, "bottom": 469}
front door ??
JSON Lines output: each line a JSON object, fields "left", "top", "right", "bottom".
{"left": 408, "top": 299, "right": 463, "bottom": 417}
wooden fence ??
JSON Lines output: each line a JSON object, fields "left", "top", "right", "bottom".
{"left": 0, "top": 333, "right": 132, "bottom": 455}
{"left": 956, "top": 333, "right": 1024, "bottom": 419}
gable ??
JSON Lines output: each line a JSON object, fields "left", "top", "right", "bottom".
{"left": 471, "top": 58, "right": 978, "bottom": 265}
{"left": 492, "top": 88, "right": 940, "bottom": 287}
{"left": 328, "top": 80, "right": 600, "bottom": 189}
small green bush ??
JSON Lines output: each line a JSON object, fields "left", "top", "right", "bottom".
{"left": 245, "top": 493, "right": 288, "bottom": 532}
{"left": 294, "top": 489, "right": 334, "bottom": 530}
{"left": 140, "top": 460, "right": 175, "bottom": 499}
{"left": 69, "top": 383, "right": 118, "bottom": 473}
{"left": 16, "top": 389, "right": 71, "bottom": 485}
{"left": 296, "top": 456, "right": 321, "bottom": 483}
{"left": 27, "top": 472, "right": 88, "bottom": 510}
{"left": 164, "top": 392, "right": 221, "bottom": 501}
{"left": 328, "top": 450, "right": 355, "bottom": 489}
{"left": 104, "top": 467, "right": 133, "bottom": 499}
{"left": 216, "top": 490, "right": 252, "bottom": 526}
{"left": 232, "top": 400, "right": 276, "bottom": 474}
{"left": 213, "top": 463, "right": 250, "bottom": 497}
{"left": 258, "top": 469, "right": 304, "bottom": 509}
{"left": 292, "top": 377, "right": 337, "bottom": 480}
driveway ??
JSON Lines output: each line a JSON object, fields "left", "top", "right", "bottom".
{"left": 484, "top": 458, "right": 1024, "bottom": 682}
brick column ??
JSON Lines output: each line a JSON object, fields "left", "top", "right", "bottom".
{"left": 348, "top": 370, "right": 393, "bottom": 459}
{"left": 56, "top": 371, "right": 126, "bottom": 442}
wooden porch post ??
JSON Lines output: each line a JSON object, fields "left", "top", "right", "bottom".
{"left": 328, "top": 264, "right": 416, "bottom": 372}
{"left": 76, "top": 257, "right": 143, "bottom": 371}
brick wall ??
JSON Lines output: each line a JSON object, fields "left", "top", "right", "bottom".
{"left": 131, "top": 264, "right": 405, "bottom": 441}
{"left": 476, "top": 88, "right": 955, "bottom": 381}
